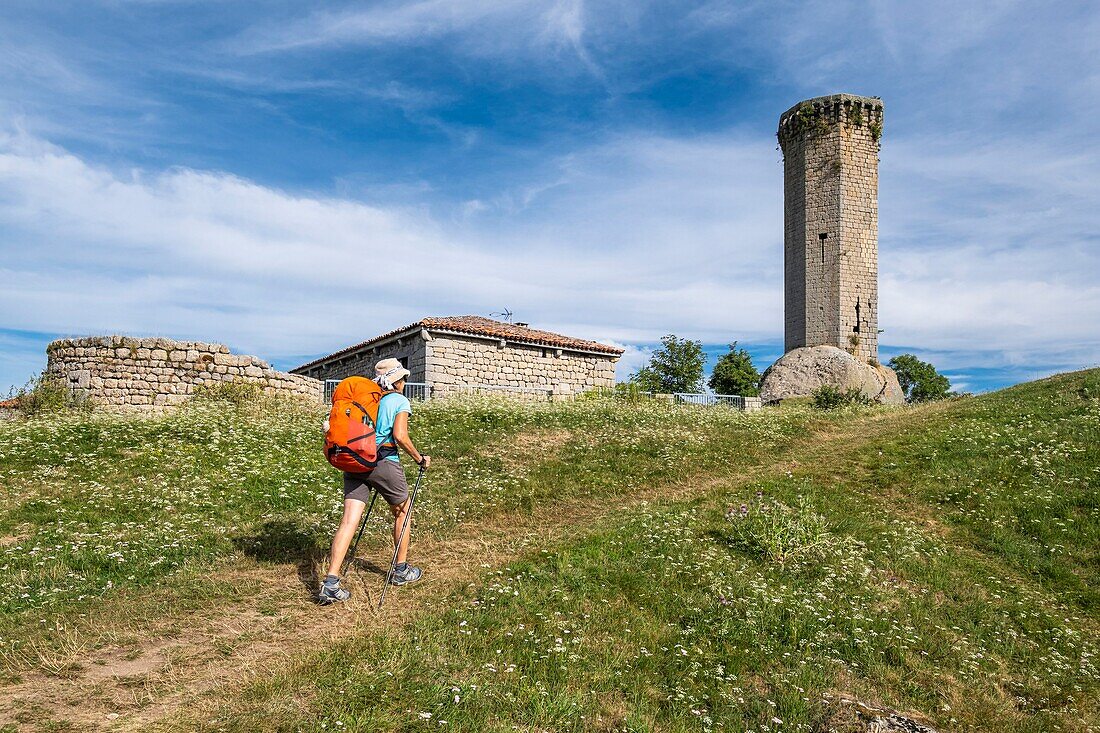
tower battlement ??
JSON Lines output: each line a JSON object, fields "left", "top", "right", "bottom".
{"left": 778, "top": 93, "right": 883, "bottom": 362}
{"left": 777, "top": 94, "right": 883, "bottom": 146}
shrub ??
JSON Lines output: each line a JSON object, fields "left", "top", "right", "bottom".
{"left": 811, "top": 385, "right": 871, "bottom": 409}
{"left": 1078, "top": 373, "right": 1100, "bottom": 401}
{"left": 574, "top": 386, "right": 611, "bottom": 402}
{"left": 630, "top": 335, "right": 706, "bottom": 394}
{"left": 577, "top": 383, "right": 670, "bottom": 404}
{"left": 708, "top": 342, "right": 761, "bottom": 396}
{"left": 887, "top": 354, "right": 950, "bottom": 403}
{"left": 9, "top": 373, "right": 93, "bottom": 418}
{"left": 190, "top": 380, "right": 264, "bottom": 408}
{"left": 612, "top": 382, "right": 655, "bottom": 402}
{"left": 725, "top": 493, "right": 847, "bottom": 568}
{"left": 812, "top": 385, "right": 845, "bottom": 409}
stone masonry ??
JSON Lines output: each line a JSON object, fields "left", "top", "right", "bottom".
{"left": 292, "top": 332, "right": 428, "bottom": 385}
{"left": 46, "top": 336, "right": 323, "bottom": 409}
{"left": 293, "top": 316, "right": 621, "bottom": 398}
{"left": 778, "top": 94, "right": 883, "bottom": 363}
{"left": 423, "top": 334, "right": 616, "bottom": 396}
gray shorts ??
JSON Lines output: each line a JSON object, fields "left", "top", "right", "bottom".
{"left": 343, "top": 460, "right": 409, "bottom": 507}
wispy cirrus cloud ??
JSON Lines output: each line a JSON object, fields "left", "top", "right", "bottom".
{"left": 233, "top": 0, "right": 599, "bottom": 65}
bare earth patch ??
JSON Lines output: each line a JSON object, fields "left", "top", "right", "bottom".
{"left": 501, "top": 427, "right": 574, "bottom": 469}
{"left": 0, "top": 527, "right": 31, "bottom": 548}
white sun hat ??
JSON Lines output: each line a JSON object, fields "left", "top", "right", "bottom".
{"left": 374, "top": 358, "right": 411, "bottom": 390}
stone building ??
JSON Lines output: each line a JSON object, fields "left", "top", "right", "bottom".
{"left": 778, "top": 93, "right": 883, "bottom": 363}
{"left": 291, "top": 316, "right": 622, "bottom": 398}
{"left": 762, "top": 94, "right": 903, "bottom": 404}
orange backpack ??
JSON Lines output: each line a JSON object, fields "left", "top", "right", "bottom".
{"left": 323, "top": 376, "right": 400, "bottom": 473}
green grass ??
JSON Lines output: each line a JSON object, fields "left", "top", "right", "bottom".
{"left": 0, "top": 391, "right": 822, "bottom": 665}
{"left": 177, "top": 370, "right": 1099, "bottom": 732}
{"left": 2, "top": 371, "right": 1098, "bottom": 732}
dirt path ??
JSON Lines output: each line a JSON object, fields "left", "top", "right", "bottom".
{"left": 0, "top": 404, "right": 948, "bottom": 732}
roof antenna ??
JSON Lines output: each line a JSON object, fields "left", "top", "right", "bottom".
{"left": 490, "top": 308, "right": 513, "bottom": 322}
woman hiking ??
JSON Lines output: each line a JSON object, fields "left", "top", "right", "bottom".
{"left": 319, "top": 358, "right": 431, "bottom": 604}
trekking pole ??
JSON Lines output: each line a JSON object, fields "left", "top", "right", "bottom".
{"left": 341, "top": 489, "right": 378, "bottom": 576}
{"left": 378, "top": 465, "right": 426, "bottom": 609}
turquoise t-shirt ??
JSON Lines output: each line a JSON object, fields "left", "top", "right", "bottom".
{"left": 374, "top": 392, "right": 412, "bottom": 462}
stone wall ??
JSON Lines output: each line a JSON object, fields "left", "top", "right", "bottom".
{"left": 779, "top": 94, "right": 882, "bottom": 363}
{"left": 425, "top": 333, "right": 617, "bottom": 396}
{"left": 46, "top": 336, "right": 322, "bottom": 409}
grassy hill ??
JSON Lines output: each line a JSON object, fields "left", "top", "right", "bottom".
{"left": 1, "top": 370, "right": 1097, "bottom": 732}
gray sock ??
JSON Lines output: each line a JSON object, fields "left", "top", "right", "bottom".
{"left": 396, "top": 562, "right": 408, "bottom": 572}
{"left": 324, "top": 574, "right": 340, "bottom": 586}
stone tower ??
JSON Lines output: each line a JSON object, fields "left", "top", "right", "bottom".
{"left": 777, "top": 94, "right": 883, "bottom": 363}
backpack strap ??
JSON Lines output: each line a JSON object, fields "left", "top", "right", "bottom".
{"left": 350, "top": 391, "right": 398, "bottom": 425}
{"left": 376, "top": 390, "right": 403, "bottom": 453}
{"left": 350, "top": 400, "right": 371, "bottom": 419}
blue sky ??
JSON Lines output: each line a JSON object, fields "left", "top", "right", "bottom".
{"left": 2, "top": 1, "right": 1098, "bottom": 396}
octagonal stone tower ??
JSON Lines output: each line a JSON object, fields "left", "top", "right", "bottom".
{"left": 777, "top": 93, "right": 883, "bottom": 363}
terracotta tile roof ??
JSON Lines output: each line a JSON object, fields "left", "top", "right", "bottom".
{"left": 293, "top": 316, "right": 623, "bottom": 373}
{"left": 0, "top": 397, "right": 20, "bottom": 409}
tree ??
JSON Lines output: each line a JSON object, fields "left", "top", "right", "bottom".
{"left": 708, "top": 342, "right": 761, "bottom": 396}
{"left": 631, "top": 335, "right": 706, "bottom": 393}
{"left": 887, "top": 354, "right": 951, "bottom": 403}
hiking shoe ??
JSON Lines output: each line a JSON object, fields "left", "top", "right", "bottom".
{"left": 390, "top": 565, "right": 422, "bottom": 586}
{"left": 318, "top": 581, "right": 351, "bottom": 605}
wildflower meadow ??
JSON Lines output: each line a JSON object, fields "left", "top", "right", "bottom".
{"left": 1, "top": 369, "right": 1098, "bottom": 732}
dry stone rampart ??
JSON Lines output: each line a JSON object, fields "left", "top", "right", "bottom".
{"left": 46, "top": 336, "right": 322, "bottom": 409}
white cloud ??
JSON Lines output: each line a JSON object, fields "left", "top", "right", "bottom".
{"left": 2, "top": 98, "right": 1099, "bottom": 388}
{"left": 876, "top": 127, "right": 1100, "bottom": 371}
{"left": 600, "top": 341, "right": 649, "bottom": 381}
{"left": 0, "top": 128, "right": 781, "bottom": 368}
{"left": 234, "top": 0, "right": 599, "bottom": 66}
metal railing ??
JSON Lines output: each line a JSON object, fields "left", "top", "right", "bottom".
{"left": 323, "top": 379, "right": 433, "bottom": 403}
{"left": 403, "top": 382, "right": 432, "bottom": 401}
{"left": 673, "top": 393, "right": 747, "bottom": 409}
{"left": 323, "top": 380, "right": 339, "bottom": 403}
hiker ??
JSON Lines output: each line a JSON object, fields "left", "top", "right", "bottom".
{"left": 319, "top": 358, "right": 431, "bottom": 604}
